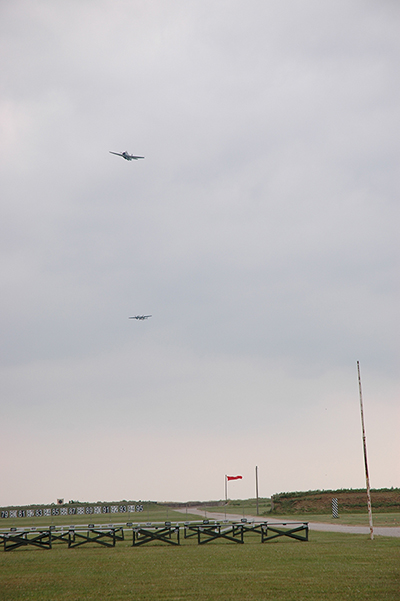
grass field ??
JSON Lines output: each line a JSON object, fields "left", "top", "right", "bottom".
{"left": 0, "top": 507, "right": 399, "bottom": 600}
{"left": 0, "top": 530, "right": 398, "bottom": 600}
{"left": 272, "top": 512, "right": 400, "bottom": 526}
{"left": 201, "top": 504, "right": 400, "bottom": 526}
{"left": 202, "top": 502, "right": 400, "bottom": 527}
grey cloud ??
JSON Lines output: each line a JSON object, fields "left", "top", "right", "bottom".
{"left": 1, "top": 0, "right": 399, "bottom": 504}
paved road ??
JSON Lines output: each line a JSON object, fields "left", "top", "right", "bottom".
{"left": 175, "top": 507, "right": 400, "bottom": 538}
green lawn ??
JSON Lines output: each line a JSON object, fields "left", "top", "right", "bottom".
{"left": 202, "top": 501, "right": 400, "bottom": 527}
{"left": 270, "top": 512, "right": 400, "bottom": 527}
{"left": 0, "top": 528, "right": 398, "bottom": 600}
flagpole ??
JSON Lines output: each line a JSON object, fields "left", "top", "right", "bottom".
{"left": 255, "top": 466, "right": 259, "bottom": 516}
{"left": 357, "top": 361, "right": 374, "bottom": 540}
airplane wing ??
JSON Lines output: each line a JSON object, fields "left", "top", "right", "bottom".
{"left": 109, "top": 151, "right": 123, "bottom": 156}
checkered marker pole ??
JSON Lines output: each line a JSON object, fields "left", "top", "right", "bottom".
{"left": 332, "top": 498, "right": 339, "bottom": 518}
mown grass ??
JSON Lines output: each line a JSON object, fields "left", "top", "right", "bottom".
{"left": 196, "top": 498, "right": 270, "bottom": 519}
{"left": 202, "top": 500, "right": 400, "bottom": 527}
{"left": 269, "top": 512, "right": 400, "bottom": 527}
{"left": 207, "top": 508, "right": 400, "bottom": 527}
{"left": 0, "top": 529, "right": 399, "bottom": 600}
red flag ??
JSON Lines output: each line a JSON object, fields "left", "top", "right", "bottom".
{"left": 227, "top": 475, "right": 242, "bottom": 481}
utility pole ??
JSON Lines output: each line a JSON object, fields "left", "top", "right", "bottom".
{"left": 357, "top": 361, "right": 374, "bottom": 540}
{"left": 255, "top": 466, "right": 259, "bottom": 516}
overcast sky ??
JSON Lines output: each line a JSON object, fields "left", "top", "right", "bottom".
{"left": 1, "top": 0, "right": 399, "bottom": 507}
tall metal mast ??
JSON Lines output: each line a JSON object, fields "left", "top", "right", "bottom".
{"left": 357, "top": 361, "right": 374, "bottom": 540}
{"left": 255, "top": 466, "right": 259, "bottom": 516}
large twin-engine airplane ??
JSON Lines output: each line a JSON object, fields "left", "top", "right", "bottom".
{"left": 129, "top": 315, "right": 152, "bottom": 320}
{"left": 109, "top": 151, "right": 144, "bottom": 161}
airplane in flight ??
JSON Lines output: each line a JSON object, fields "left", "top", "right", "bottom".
{"left": 129, "top": 315, "right": 152, "bottom": 320}
{"left": 109, "top": 151, "right": 144, "bottom": 161}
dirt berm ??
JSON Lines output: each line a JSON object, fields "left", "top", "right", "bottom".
{"left": 271, "top": 488, "right": 400, "bottom": 514}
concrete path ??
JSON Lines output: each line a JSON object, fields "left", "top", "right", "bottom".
{"left": 175, "top": 507, "right": 400, "bottom": 538}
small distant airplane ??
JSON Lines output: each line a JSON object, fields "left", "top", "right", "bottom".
{"left": 109, "top": 151, "right": 144, "bottom": 161}
{"left": 129, "top": 315, "right": 152, "bottom": 320}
